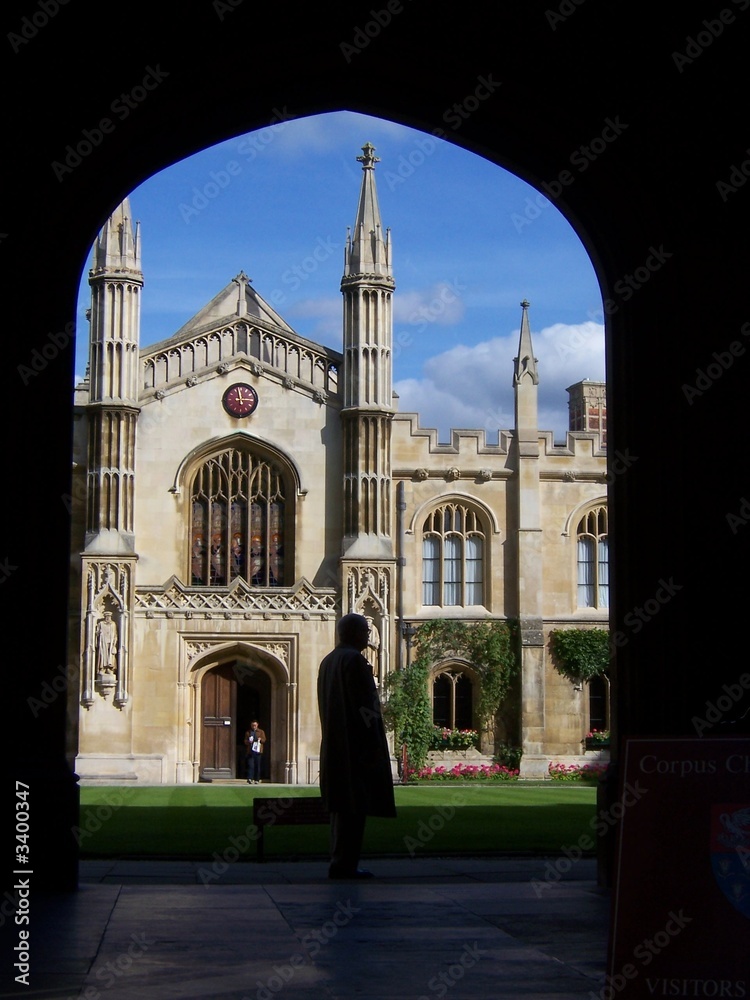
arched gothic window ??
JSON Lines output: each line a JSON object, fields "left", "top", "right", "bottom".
{"left": 576, "top": 505, "right": 608, "bottom": 608}
{"left": 432, "top": 670, "right": 473, "bottom": 730}
{"left": 190, "top": 448, "right": 286, "bottom": 587}
{"left": 422, "top": 503, "right": 485, "bottom": 607}
{"left": 588, "top": 673, "right": 610, "bottom": 732}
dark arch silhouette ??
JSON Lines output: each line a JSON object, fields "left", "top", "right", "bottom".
{"left": 6, "top": 2, "right": 750, "bottom": 891}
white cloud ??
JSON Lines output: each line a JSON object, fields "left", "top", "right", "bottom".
{"left": 262, "top": 111, "right": 414, "bottom": 160}
{"left": 394, "top": 320, "right": 605, "bottom": 440}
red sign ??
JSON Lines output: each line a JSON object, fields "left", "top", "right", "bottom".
{"left": 608, "top": 738, "right": 750, "bottom": 998}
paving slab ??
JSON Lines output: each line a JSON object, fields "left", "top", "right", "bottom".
{"left": 1, "top": 858, "right": 609, "bottom": 1000}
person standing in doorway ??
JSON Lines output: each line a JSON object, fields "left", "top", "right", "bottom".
{"left": 244, "top": 720, "right": 266, "bottom": 784}
{"left": 317, "top": 613, "right": 396, "bottom": 879}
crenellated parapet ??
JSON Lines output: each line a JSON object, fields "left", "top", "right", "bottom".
{"left": 393, "top": 413, "right": 605, "bottom": 469}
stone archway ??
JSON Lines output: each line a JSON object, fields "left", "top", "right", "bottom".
{"left": 187, "top": 641, "right": 293, "bottom": 784}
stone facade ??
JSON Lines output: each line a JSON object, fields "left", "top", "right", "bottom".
{"left": 67, "top": 144, "right": 609, "bottom": 785}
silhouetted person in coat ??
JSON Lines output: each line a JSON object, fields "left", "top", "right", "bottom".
{"left": 317, "top": 613, "right": 396, "bottom": 878}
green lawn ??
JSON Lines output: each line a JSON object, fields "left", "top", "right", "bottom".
{"left": 77, "top": 784, "right": 597, "bottom": 861}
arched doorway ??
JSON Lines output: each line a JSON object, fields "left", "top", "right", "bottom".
{"left": 199, "top": 659, "right": 272, "bottom": 781}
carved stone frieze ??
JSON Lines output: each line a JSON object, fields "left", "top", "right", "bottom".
{"left": 135, "top": 576, "right": 338, "bottom": 618}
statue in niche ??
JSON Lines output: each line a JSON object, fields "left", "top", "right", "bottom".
{"left": 364, "top": 615, "right": 381, "bottom": 681}
{"left": 96, "top": 611, "right": 118, "bottom": 674}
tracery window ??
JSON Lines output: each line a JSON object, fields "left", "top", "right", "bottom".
{"left": 190, "top": 448, "right": 286, "bottom": 587}
{"left": 422, "top": 503, "right": 485, "bottom": 607}
{"left": 432, "top": 670, "right": 473, "bottom": 730}
{"left": 576, "top": 505, "right": 608, "bottom": 608}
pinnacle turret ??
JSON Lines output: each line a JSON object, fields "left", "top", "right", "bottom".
{"left": 340, "top": 144, "right": 395, "bottom": 556}
{"left": 513, "top": 299, "right": 539, "bottom": 386}
{"left": 344, "top": 143, "right": 392, "bottom": 280}
{"left": 92, "top": 197, "right": 141, "bottom": 275}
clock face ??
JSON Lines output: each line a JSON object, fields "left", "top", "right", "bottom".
{"left": 222, "top": 383, "right": 259, "bottom": 417}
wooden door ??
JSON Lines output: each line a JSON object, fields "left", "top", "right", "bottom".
{"left": 200, "top": 665, "right": 237, "bottom": 779}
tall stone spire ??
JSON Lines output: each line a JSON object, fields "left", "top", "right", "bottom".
{"left": 340, "top": 144, "right": 395, "bottom": 555}
{"left": 513, "top": 299, "right": 539, "bottom": 455}
{"left": 85, "top": 198, "right": 143, "bottom": 553}
{"left": 344, "top": 142, "right": 392, "bottom": 279}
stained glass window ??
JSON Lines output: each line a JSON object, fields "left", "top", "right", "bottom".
{"left": 190, "top": 449, "right": 286, "bottom": 587}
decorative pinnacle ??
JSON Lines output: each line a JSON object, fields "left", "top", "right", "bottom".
{"left": 521, "top": 299, "right": 530, "bottom": 309}
{"left": 357, "top": 142, "right": 380, "bottom": 170}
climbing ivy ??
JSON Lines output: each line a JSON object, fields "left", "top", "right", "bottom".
{"left": 549, "top": 628, "right": 610, "bottom": 684}
{"left": 384, "top": 619, "right": 520, "bottom": 773}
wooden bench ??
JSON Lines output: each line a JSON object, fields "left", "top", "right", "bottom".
{"left": 252, "top": 796, "right": 330, "bottom": 862}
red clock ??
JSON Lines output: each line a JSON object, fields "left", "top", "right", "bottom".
{"left": 222, "top": 383, "right": 259, "bottom": 417}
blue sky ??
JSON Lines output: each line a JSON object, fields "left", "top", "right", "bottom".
{"left": 75, "top": 110, "right": 605, "bottom": 441}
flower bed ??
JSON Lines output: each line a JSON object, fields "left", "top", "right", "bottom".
{"left": 549, "top": 761, "right": 609, "bottom": 783}
{"left": 409, "top": 762, "right": 520, "bottom": 782}
{"left": 428, "top": 726, "right": 480, "bottom": 751}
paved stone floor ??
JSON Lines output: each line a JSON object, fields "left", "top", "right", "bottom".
{"left": 3, "top": 857, "right": 611, "bottom": 1000}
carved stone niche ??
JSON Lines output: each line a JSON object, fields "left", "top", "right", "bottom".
{"left": 83, "top": 560, "right": 132, "bottom": 710}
